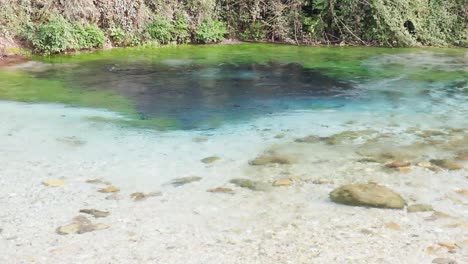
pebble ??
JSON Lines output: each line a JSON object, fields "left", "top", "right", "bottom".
{"left": 432, "top": 257, "right": 457, "bottom": 264}
{"left": 201, "top": 156, "right": 220, "bottom": 164}
{"left": 407, "top": 203, "right": 434, "bottom": 213}
{"left": 79, "top": 209, "right": 110, "bottom": 218}
{"left": 98, "top": 186, "right": 120, "bottom": 193}
{"left": 272, "top": 178, "right": 293, "bottom": 187}
{"left": 42, "top": 179, "right": 65, "bottom": 187}
{"left": 170, "top": 176, "right": 202, "bottom": 187}
{"left": 130, "top": 192, "right": 162, "bottom": 201}
{"left": 206, "top": 187, "right": 234, "bottom": 194}
{"left": 329, "top": 183, "right": 406, "bottom": 209}
{"left": 384, "top": 222, "right": 401, "bottom": 230}
{"left": 385, "top": 161, "right": 411, "bottom": 168}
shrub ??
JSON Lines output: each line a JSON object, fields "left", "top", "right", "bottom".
{"left": 74, "top": 24, "right": 106, "bottom": 49}
{"left": 108, "top": 26, "right": 126, "bottom": 46}
{"left": 146, "top": 17, "right": 174, "bottom": 44}
{"left": 240, "top": 22, "right": 266, "bottom": 41}
{"left": 27, "top": 15, "right": 75, "bottom": 54}
{"left": 195, "top": 19, "right": 227, "bottom": 43}
{"left": 172, "top": 15, "right": 190, "bottom": 44}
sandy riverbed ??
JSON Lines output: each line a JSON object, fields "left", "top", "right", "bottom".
{"left": 0, "top": 100, "right": 467, "bottom": 264}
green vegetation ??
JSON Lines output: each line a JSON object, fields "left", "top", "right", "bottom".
{"left": 21, "top": 15, "right": 105, "bottom": 54}
{"left": 195, "top": 19, "right": 227, "bottom": 43}
{"left": 0, "top": 0, "right": 465, "bottom": 55}
{"left": 146, "top": 17, "right": 175, "bottom": 44}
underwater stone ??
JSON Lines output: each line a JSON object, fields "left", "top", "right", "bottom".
{"left": 272, "top": 178, "right": 293, "bottom": 187}
{"left": 207, "top": 187, "right": 234, "bottom": 194}
{"left": 56, "top": 216, "right": 109, "bottom": 235}
{"left": 42, "top": 179, "right": 65, "bottom": 187}
{"left": 229, "top": 178, "right": 269, "bottom": 191}
{"left": 130, "top": 192, "right": 162, "bottom": 201}
{"left": 385, "top": 161, "right": 411, "bottom": 168}
{"left": 98, "top": 186, "right": 120, "bottom": 193}
{"left": 170, "top": 176, "right": 202, "bottom": 187}
{"left": 79, "top": 209, "right": 110, "bottom": 218}
{"left": 249, "top": 153, "right": 296, "bottom": 166}
{"left": 407, "top": 204, "right": 434, "bottom": 213}
{"left": 201, "top": 156, "right": 220, "bottom": 164}
{"left": 330, "top": 184, "right": 406, "bottom": 209}
{"left": 430, "top": 159, "right": 463, "bottom": 170}
{"left": 432, "top": 258, "right": 457, "bottom": 264}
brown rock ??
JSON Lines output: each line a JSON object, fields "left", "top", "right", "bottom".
{"left": 272, "top": 178, "right": 293, "bottom": 187}
{"left": 56, "top": 216, "right": 109, "bottom": 235}
{"left": 430, "top": 159, "right": 463, "bottom": 170}
{"left": 407, "top": 203, "right": 434, "bottom": 213}
{"left": 207, "top": 187, "right": 234, "bottom": 194}
{"left": 79, "top": 209, "right": 110, "bottom": 218}
{"left": 170, "top": 176, "right": 202, "bottom": 187}
{"left": 432, "top": 258, "right": 457, "bottom": 264}
{"left": 384, "top": 222, "right": 401, "bottom": 230}
{"left": 130, "top": 192, "right": 162, "bottom": 201}
{"left": 385, "top": 161, "right": 411, "bottom": 168}
{"left": 249, "top": 153, "right": 295, "bottom": 166}
{"left": 98, "top": 186, "right": 120, "bottom": 193}
{"left": 42, "top": 179, "right": 65, "bottom": 187}
{"left": 329, "top": 184, "right": 406, "bottom": 209}
{"left": 201, "top": 156, "right": 220, "bottom": 164}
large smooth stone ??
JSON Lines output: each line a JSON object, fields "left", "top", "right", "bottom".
{"left": 330, "top": 184, "right": 406, "bottom": 209}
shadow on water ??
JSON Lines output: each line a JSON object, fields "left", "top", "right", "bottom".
{"left": 38, "top": 61, "right": 354, "bottom": 129}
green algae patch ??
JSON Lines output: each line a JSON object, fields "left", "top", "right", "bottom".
{"left": 37, "top": 44, "right": 465, "bottom": 81}
{"left": 0, "top": 70, "right": 134, "bottom": 114}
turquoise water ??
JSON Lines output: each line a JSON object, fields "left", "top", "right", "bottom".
{"left": 1, "top": 44, "right": 466, "bottom": 130}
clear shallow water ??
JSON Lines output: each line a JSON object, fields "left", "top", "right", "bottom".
{"left": 1, "top": 45, "right": 468, "bottom": 264}
{"left": 0, "top": 44, "right": 466, "bottom": 130}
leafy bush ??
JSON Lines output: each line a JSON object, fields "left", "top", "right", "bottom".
{"left": 146, "top": 17, "right": 174, "bottom": 44}
{"left": 195, "top": 19, "right": 227, "bottom": 43}
{"left": 26, "top": 15, "right": 75, "bottom": 54}
{"left": 172, "top": 15, "right": 190, "bottom": 44}
{"left": 74, "top": 24, "right": 106, "bottom": 49}
{"left": 108, "top": 26, "right": 126, "bottom": 46}
{"left": 240, "top": 22, "right": 266, "bottom": 41}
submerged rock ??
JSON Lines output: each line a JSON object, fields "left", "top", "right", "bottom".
{"left": 201, "top": 156, "right": 220, "bottom": 164}
{"left": 416, "top": 161, "right": 441, "bottom": 172}
{"left": 384, "top": 222, "right": 401, "bottom": 230}
{"left": 432, "top": 258, "right": 457, "bottom": 264}
{"left": 385, "top": 161, "right": 411, "bottom": 168}
{"left": 170, "top": 176, "right": 202, "bottom": 187}
{"left": 418, "top": 130, "right": 447, "bottom": 138}
{"left": 56, "top": 136, "right": 86, "bottom": 147}
{"left": 229, "top": 178, "right": 269, "bottom": 191}
{"left": 192, "top": 137, "right": 208, "bottom": 143}
{"left": 407, "top": 203, "right": 434, "bottom": 213}
{"left": 207, "top": 187, "right": 234, "bottom": 194}
{"left": 86, "top": 179, "right": 110, "bottom": 185}
{"left": 79, "top": 209, "right": 110, "bottom": 218}
{"left": 42, "top": 179, "right": 65, "bottom": 187}
{"left": 430, "top": 159, "right": 463, "bottom": 170}
{"left": 329, "top": 184, "right": 406, "bottom": 209}
{"left": 98, "top": 186, "right": 120, "bottom": 193}
{"left": 455, "top": 152, "right": 468, "bottom": 161}
{"left": 249, "top": 153, "right": 296, "bottom": 166}
{"left": 56, "top": 216, "right": 109, "bottom": 235}
{"left": 130, "top": 191, "right": 162, "bottom": 201}
{"left": 272, "top": 178, "right": 294, "bottom": 187}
